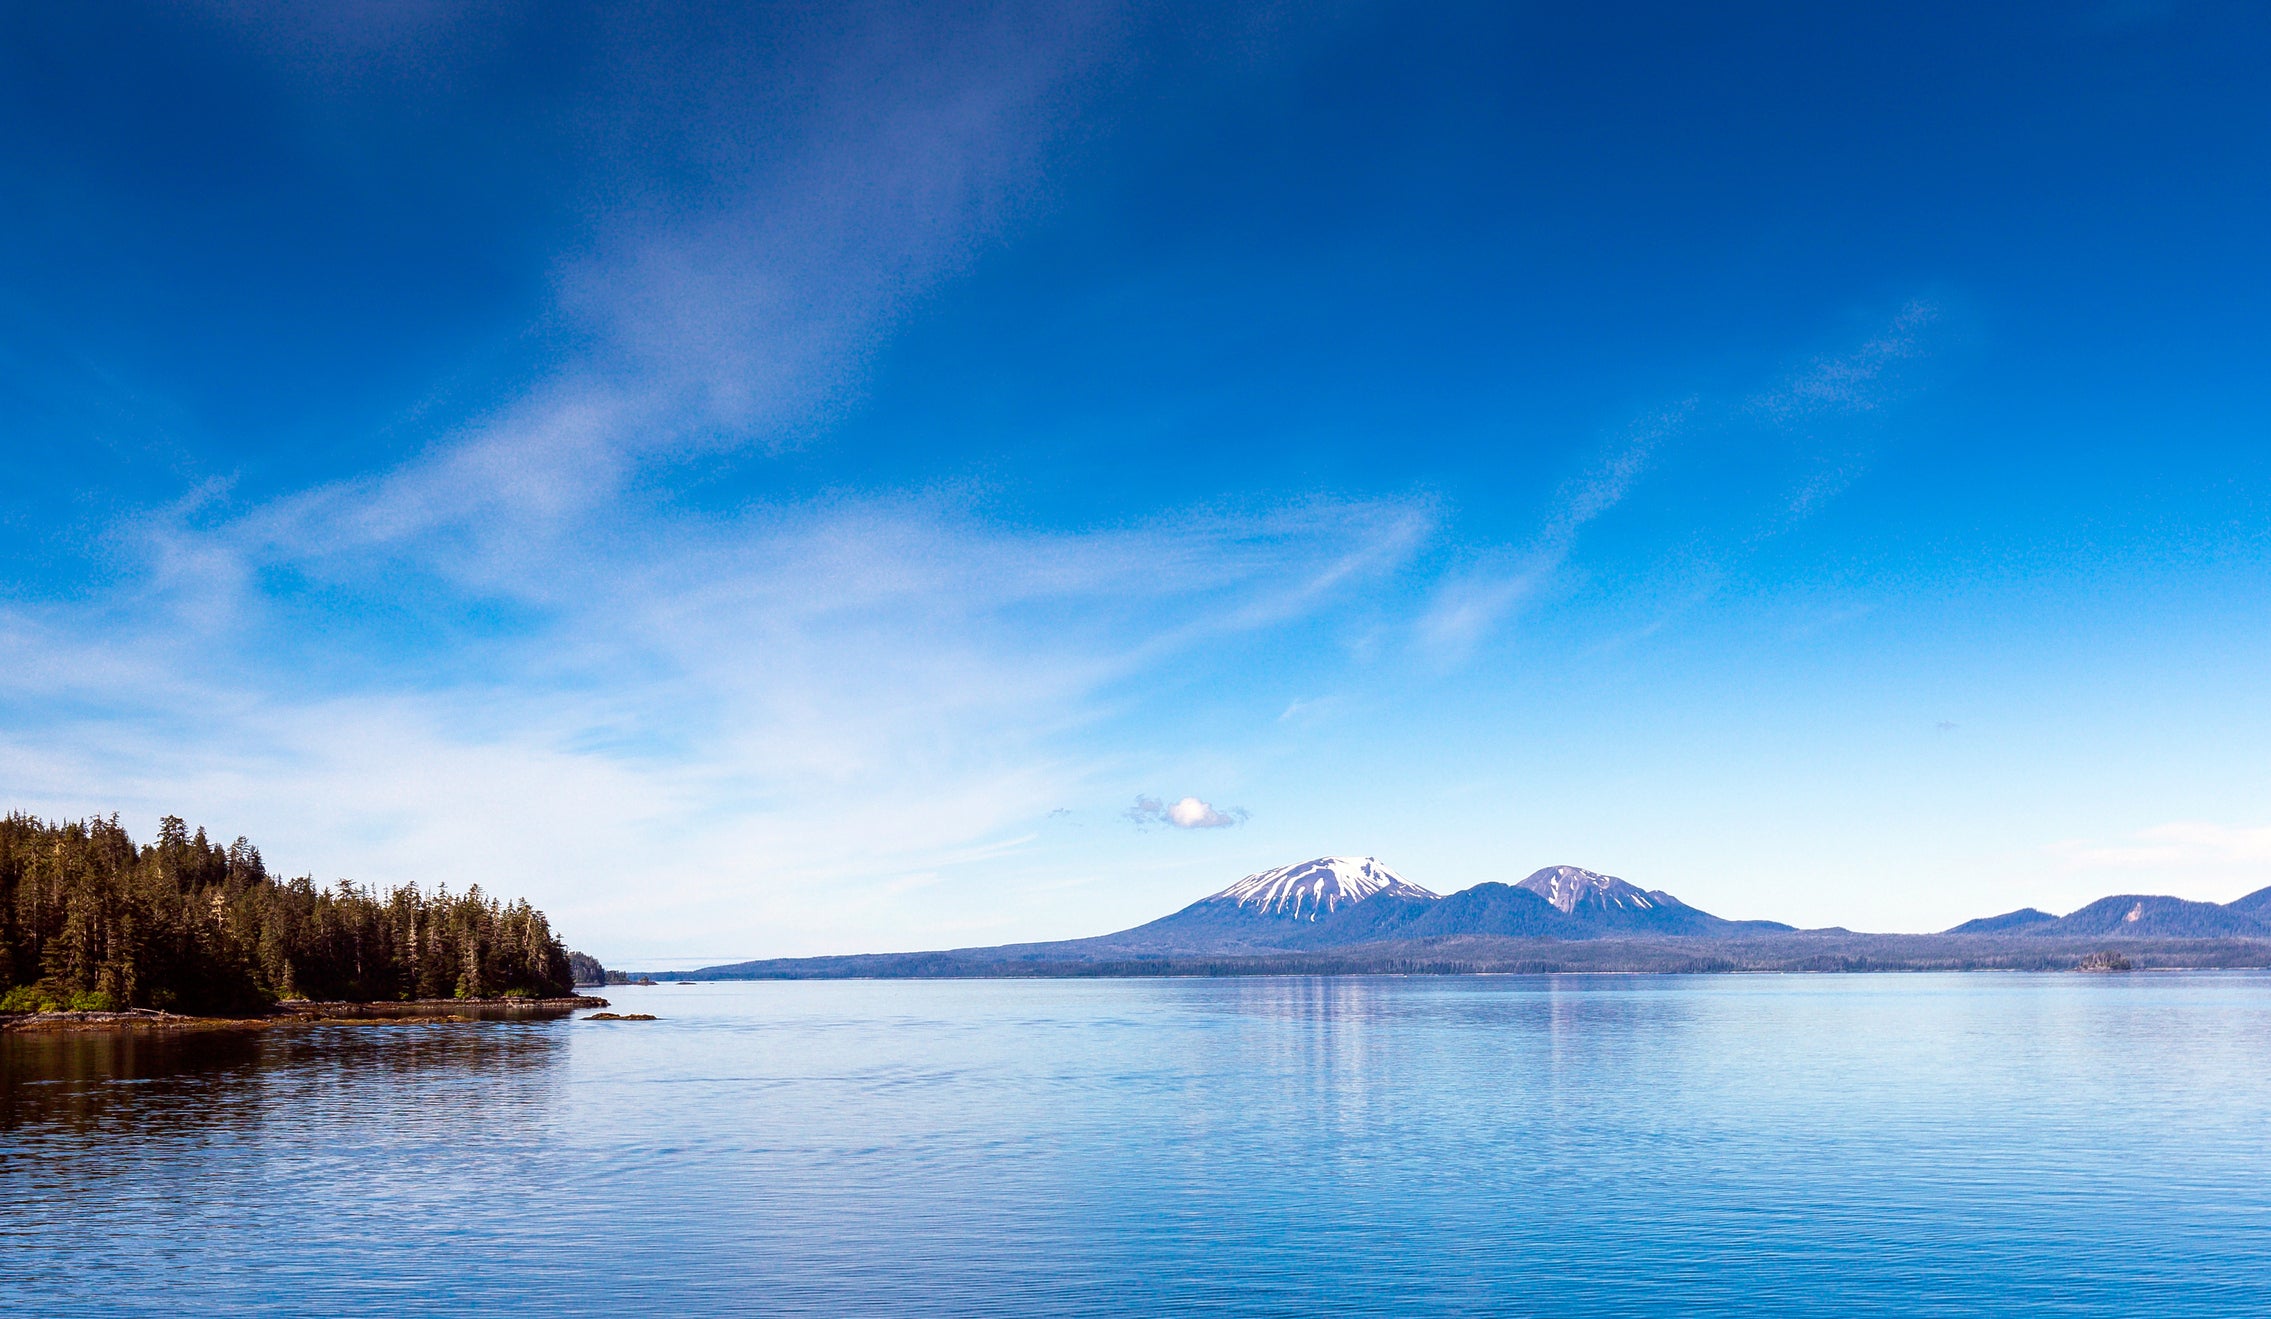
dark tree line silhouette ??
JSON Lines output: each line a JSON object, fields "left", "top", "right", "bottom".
{"left": 0, "top": 813, "right": 575, "bottom": 1013}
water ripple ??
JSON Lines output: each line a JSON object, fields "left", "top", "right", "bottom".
{"left": 5, "top": 973, "right": 2269, "bottom": 1315}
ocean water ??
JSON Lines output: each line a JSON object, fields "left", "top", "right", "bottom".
{"left": 5, "top": 973, "right": 2270, "bottom": 1316}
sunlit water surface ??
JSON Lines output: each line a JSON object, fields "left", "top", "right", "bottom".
{"left": 6, "top": 974, "right": 2270, "bottom": 1315}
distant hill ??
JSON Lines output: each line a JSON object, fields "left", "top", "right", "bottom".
{"left": 666, "top": 856, "right": 2271, "bottom": 980}
{"left": 1946, "top": 908, "right": 2060, "bottom": 935}
{"left": 1943, "top": 890, "right": 2271, "bottom": 939}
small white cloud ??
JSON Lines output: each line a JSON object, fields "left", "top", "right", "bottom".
{"left": 1125, "top": 794, "right": 1248, "bottom": 830}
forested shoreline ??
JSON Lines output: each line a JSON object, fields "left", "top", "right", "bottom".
{"left": 0, "top": 813, "right": 575, "bottom": 1014}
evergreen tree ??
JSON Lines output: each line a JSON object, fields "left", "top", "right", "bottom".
{"left": 0, "top": 813, "right": 575, "bottom": 1013}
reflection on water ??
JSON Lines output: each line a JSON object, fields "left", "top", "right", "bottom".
{"left": 6, "top": 974, "right": 2271, "bottom": 1316}
{"left": 1, "top": 1025, "right": 563, "bottom": 1134}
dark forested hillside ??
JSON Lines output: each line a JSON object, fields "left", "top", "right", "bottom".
{"left": 0, "top": 813, "right": 574, "bottom": 1014}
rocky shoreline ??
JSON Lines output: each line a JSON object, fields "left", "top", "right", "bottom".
{"left": 0, "top": 996, "right": 609, "bottom": 1034}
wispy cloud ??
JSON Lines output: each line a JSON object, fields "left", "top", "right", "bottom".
{"left": 0, "top": 494, "right": 1413, "bottom": 957}
{"left": 555, "top": 3, "right": 1123, "bottom": 449}
{"left": 192, "top": 2, "right": 1129, "bottom": 580}
{"left": 2048, "top": 821, "right": 2271, "bottom": 872}
{"left": 1750, "top": 298, "right": 1941, "bottom": 515}
{"left": 1416, "top": 299, "right": 1950, "bottom": 663}
{"left": 1415, "top": 405, "right": 1688, "bottom": 662}
{"left": 1277, "top": 695, "right": 1339, "bottom": 723}
{"left": 1, "top": 9, "right": 1978, "bottom": 959}
{"left": 0, "top": 2, "right": 1386, "bottom": 960}
{"left": 1752, "top": 300, "right": 1939, "bottom": 422}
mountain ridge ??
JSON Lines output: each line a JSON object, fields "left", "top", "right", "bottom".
{"left": 1949, "top": 891, "right": 2271, "bottom": 939}
{"left": 666, "top": 859, "right": 2271, "bottom": 979}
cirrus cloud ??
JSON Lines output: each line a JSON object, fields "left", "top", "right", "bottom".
{"left": 2048, "top": 821, "right": 2271, "bottom": 871}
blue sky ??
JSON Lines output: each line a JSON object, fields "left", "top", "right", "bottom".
{"left": 4, "top": 2, "right": 2268, "bottom": 962}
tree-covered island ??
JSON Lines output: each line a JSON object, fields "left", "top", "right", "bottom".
{"left": 1, "top": 812, "right": 579, "bottom": 1016}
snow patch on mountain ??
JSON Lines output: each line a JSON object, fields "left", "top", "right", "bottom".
{"left": 1517, "top": 865, "right": 1667, "bottom": 914}
{"left": 1212, "top": 857, "right": 1438, "bottom": 920}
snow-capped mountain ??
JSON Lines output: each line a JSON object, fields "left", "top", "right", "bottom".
{"left": 1092, "top": 855, "right": 1441, "bottom": 953}
{"left": 1507, "top": 864, "right": 1755, "bottom": 935}
{"left": 1211, "top": 856, "right": 1439, "bottom": 920}
{"left": 1516, "top": 865, "right": 1670, "bottom": 916}
{"left": 1079, "top": 856, "right": 1779, "bottom": 956}
{"left": 673, "top": 864, "right": 2271, "bottom": 982}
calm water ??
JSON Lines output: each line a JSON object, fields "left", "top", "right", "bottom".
{"left": 5, "top": 973, "right": 2270, "bottom": 1315}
